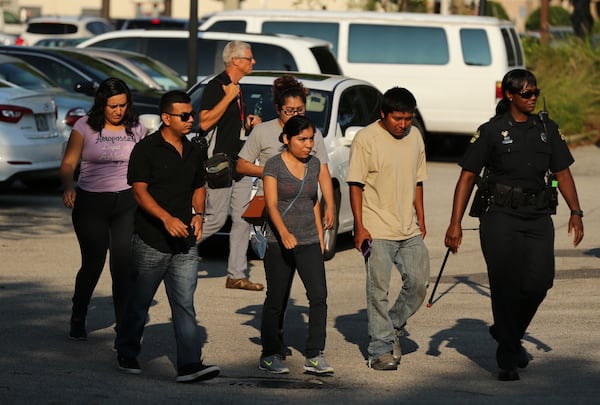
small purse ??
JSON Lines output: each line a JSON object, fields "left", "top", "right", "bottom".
{"left": 250, "top": 224, "right": 268, "bottom": 259}
{"left": 204, "top": 153, "right": 233, "bottom": 189}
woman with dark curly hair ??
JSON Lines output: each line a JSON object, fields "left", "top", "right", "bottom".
{"left": 60, "top": 77, "right": 147, "bottom": 341}
{"left": 237, "top": 74, "right": 334, "bottom": 227}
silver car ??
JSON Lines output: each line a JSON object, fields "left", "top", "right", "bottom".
{"left": 73, "top": 48, "right": 186, "bottom": 91}
{"left": 0, "top": 81, "right": 61, "bottom": 190}
{"left": 0, "top": 54, "right": 89, "bottom": 140}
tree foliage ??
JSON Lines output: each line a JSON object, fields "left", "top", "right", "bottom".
{"left": 525, "top": 6, "right": 572, "bottom": 31}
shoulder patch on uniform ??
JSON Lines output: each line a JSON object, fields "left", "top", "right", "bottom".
{"left": 470, "top": 130, "right": 480, "bottom": 143}
{"left": 559, "top": 128, "right": 567, "bottom": 141}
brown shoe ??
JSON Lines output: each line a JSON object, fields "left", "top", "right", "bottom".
{"left": 225, "top": 277, "right": 264, "bottom": 291}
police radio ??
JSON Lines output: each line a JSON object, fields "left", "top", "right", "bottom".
{"left": 539, "top": 96, "right": 558, "bottom": 214}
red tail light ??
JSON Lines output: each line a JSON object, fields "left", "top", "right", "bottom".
{"left": 496, "top": 81, "right": 503, "bottom": 100}
{"left": 15, "top": 37, "right": 26, "bottom": 46}
{"left": 64, "top": 107, "right": 87, "bottom": 127}
{"left": 0, "top": 105, "right": 32, "bottom": 123}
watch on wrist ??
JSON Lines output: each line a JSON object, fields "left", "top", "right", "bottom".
{"left": 570, "top": 210, "right": 584, "bottom": 217}
{"left": 194, "top": 212, "right": 206, "bottom": 219}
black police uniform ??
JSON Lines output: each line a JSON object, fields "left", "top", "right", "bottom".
{"left": 461, "top": 111, "right": 574, "bottom": 371}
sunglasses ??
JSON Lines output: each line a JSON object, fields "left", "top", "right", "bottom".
{"left": 517, "top": 89, "right": 540, "bottom": 99}
{"left": 164, "top": 111, "right": 195, "bottom": 121}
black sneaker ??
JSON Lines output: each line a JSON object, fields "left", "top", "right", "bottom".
{"left": 176, "top": 362, "right": 220, "bottom": 383}
{"left": 117, "top": 355, "right": 141, "bottom": 375}
{"left": 69, "top": 322, "right": 87, "bottom": 341}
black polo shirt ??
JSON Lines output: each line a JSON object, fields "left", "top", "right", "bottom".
{"left": 128, "top": 130, "right": 206, "bottom": 254}
{"left": 461, "top": 112, "right": 573, "bottom": 191}
{"left": 199, "top": 71, "right": 244, "bottom": 158}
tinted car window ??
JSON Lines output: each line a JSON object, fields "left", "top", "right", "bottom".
{"left": 90, "top": 37, "right": 303, "bottom": 78}
{"left": 9, "top": 54, "right": 88, "bottom": 92}
{"left": 49, "top": 51, "right": 150, "bottom": 90}
{"left": 503, "top": 27, "right": 524, "bottom": 67}
{"left": 86, "top": 21, "right": 112, "bottom": 35}
{"left": 310, "top": 46, "right": 342, "bottom": 75}
{"left": 121, "top": 19, "right": 188, "bottom": 29}
{"left": 348, "top": 24, "right": 449, "bottom": 65}
{"left": 460, "top": 29, "right": 491, "bottom": 66}
{"left": 28, "top": 23, "right": 77, "bottom": 34}
{"left": 338, "top": 85, "right": 381, "bottom": 133}
{"left": 0, "top": 61, "right": 57, "bottom": 90}
{"left": 203, "top": 20, "right": 246, "bottom": 33}
{"left": 263, "top": 21, "right": 340, "bottom": 56}
{"left": 251, "top": 43, "right": 298, "bottom": 72}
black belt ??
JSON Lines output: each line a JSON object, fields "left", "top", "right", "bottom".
{"left": 491, "top": 183, "right": 545, "bottom": 209}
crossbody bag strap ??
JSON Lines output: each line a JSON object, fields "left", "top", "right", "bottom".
{"left": 281, "top": 164, "right": 308, "bottom": 218}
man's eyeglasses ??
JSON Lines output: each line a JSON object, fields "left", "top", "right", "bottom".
{"left": 281, "top": 107, "right": 305, "bottom": 116}
{"left": 164, "top": 111, "right": 195, "bottom": 121}
{"left": 235, "top": 56, "right": 255, "bottom": 61}
{"left": 517, "top": 89, "right": 540, "bottom": 99}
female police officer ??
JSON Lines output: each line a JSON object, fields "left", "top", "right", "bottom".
{"left": 444, "top": 69, "right": 584, "bottom": 381}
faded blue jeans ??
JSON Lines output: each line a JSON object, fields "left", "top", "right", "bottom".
{"left": 365, "top": 236, "right": 430, "bottom": 361}
{"left": 116, "top": 234, "right": 203, "bottom": 369}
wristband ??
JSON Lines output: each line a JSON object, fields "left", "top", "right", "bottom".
{"left": 194, "top": 212, "right": 206, "bottom": 219}
{"left": 570, "top": 210, "right": 583, "bottom": 217}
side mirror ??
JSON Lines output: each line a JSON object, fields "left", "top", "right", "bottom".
{"left": 339, "top": 126, "right": 363, "bottom": 146}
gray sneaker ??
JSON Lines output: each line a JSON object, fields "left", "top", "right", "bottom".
{"left": 304, "top": 352, "right": 334, "bottom": 374}
{"left": 259, "top": 354, "right": 289, "bottom": 374}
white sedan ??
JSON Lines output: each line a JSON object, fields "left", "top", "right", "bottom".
{"left": 189, "top": 72, "right": 383, "bottom": 260}
{"left": 0, "top": 82, "right": 61, "bottom": 190}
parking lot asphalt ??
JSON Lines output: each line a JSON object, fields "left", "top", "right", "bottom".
{"left": 1, "top": 143, "right": 599, "bottom": 404}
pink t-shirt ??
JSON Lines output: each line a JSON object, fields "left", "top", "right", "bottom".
{"left": 74, "top": 116, "right": 146, "bottom": 192}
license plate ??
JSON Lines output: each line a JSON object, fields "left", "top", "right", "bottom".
{"left": 35, "top": 114, "right": 49, "bottom": 131}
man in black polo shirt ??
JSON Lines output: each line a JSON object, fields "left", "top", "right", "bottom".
{"left": 115, "top": 90, "right": 220, "bottom": 383}
{"left": 199, "top": 40, "right": 263, "bottom": 291}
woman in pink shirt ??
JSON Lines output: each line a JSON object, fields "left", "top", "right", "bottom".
{"left": 60, "top": 78, "right": 146, "bottom": 342}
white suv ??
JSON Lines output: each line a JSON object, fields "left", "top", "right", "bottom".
{"left": 16, "top": 16, "right": 113, "bottom": 46}
{"left": 77, "top": 30, "right": 342, "bottom": 81}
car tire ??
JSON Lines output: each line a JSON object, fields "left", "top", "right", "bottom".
{"left": 322, "top": 187, "right": 341, "bottom": 261}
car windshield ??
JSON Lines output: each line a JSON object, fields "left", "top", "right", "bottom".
{"left": 49, "top": 50, "right": 153, "bottom": 91}
{"left": 190, "top": 83, "right": 332, "bottom": 135}
{"left": 0, "top": 61, "right": 58, "bottom": 90}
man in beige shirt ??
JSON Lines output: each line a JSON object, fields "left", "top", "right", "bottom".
{"left": 347, "top": 87, "right": 430, "bottom": 371}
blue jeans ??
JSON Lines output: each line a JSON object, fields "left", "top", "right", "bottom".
{"left": 365, "top": 236, "right": 430, "bottom": 361}
{"left": 116, "top": 234, "right": 202, "bottom": 369}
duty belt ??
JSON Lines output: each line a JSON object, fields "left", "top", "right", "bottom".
{"left": 490, "top": 183, "right": 547, "bottom": 209}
